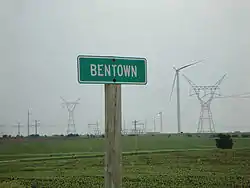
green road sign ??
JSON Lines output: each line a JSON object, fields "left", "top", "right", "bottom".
{"left": 77, "top": 55, "right": 147, "bottom": 84}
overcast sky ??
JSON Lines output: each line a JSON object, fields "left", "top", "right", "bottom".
{"left": 0, "top": 0, "right": 250, "bottom": 136}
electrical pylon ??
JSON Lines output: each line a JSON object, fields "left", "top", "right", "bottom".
{"left": 183, "top": 74, "right": 226, "bottom": 133}
{"left": 61, "top": 97, "right": 80, "bottom": 135}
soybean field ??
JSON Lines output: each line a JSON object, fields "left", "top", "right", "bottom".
{"left": 0, "top": 134, "right": 250, "bottom": 187}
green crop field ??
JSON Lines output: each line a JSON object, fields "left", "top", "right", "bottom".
{"left": 0, "top": 134, "right": 250, "bottom": 187}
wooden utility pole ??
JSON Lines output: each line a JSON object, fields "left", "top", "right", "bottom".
{"left": 132, "top": 120, "right": 138, "bottom": 134}
{"left": 132, "top": 120, "right": 138, "bottom": 152}
{"left": 105, "top": 84, "right": 122, "bottom": 188}
{"left": 35, "top": 120, "right": 38, "bottom": 135}
{"left": 17, "top": 122, "right": 21, "bottom": 136}
{"left": 13, "top": 122, "right": 23, "bottom": 136}
{"left": 32, "top": 120, "right": 40, "bottom": 135}
{"left": 132, "top": 120, "right": 144, "bottom": 152}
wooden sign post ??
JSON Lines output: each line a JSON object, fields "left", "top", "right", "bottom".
{"left": 105, "top": 84, "right": 122, "bottom": 188}
{"left": 77, "top": 55, "right": 147, "bottom": 188}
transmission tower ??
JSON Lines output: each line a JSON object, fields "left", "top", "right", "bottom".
{"left": 183, "top": 74, "right": 226, "bottom": 133}
{"left": 61, "top": 97, "right": 80, "bottom": 135}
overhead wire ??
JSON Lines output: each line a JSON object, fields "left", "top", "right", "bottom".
{"left": 215, "top": 92, "right": 250, "bottom": 99}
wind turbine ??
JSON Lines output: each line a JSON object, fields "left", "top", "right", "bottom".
{"left": 169, "top": 60, "right": 203, "bottom": 133}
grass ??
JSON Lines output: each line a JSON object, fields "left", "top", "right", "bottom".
{"left": 0, "top": 135, "right": 218, "bottom": 161}
{"left": 0, "top": 181, "right": 25, "bottom": 188}
{"left": 0, "top": 134, "right": 250, "bottom": 187}
{"left": 0, "top": 135, "right": 217, "bottom": 155}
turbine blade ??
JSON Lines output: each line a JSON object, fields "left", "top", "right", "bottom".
{"left": 179, "top": 60, "right": 203, "bottom": 71}
{"left": 170, "top": 73, "right": 177, "bottom": 101}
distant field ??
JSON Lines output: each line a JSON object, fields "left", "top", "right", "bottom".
{"left": 0, "top": 135, "right": 216, "bottom": 155}
{"left": 0, "top": 135, "right": 250, "bottom": 187}
{"left": 2, "top": 134, "right": 250, "bottom": 155}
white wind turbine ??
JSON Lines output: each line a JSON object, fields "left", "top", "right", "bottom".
{"left": 169, "top": 60, "right": 203, "bottom": 133}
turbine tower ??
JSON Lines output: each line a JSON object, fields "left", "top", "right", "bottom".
{"left": 183, "top": 74, "right": 226, "bottom": 133}
{"left": 61, "top": 97, "right": 80, "bottom": 135}
{"left": 170, "top": 60, "right": 203, "bottom": 133}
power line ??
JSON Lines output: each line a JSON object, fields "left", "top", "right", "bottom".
{"left": 215, "top": 92, "right": 250, "bottom": 99}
